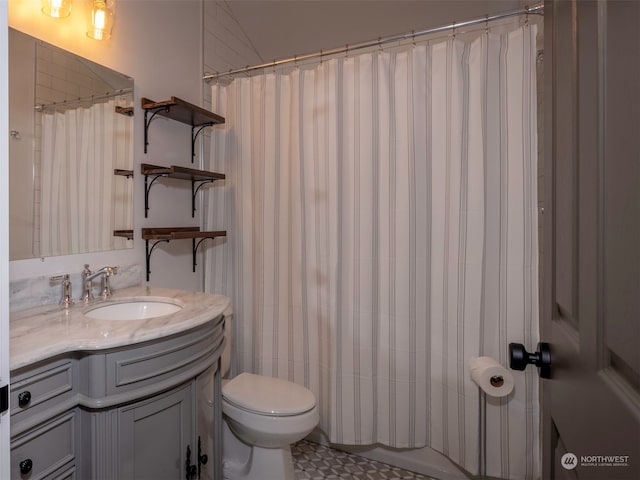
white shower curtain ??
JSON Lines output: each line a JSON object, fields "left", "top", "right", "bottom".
{"left": 40, "top": 99, "right": 133, "bottom": 256}
{"left": 206, "top": 25, "right": 539, "bottom": 480}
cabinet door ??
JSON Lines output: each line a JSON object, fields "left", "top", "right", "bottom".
{"left": 195, "top": 365, "right": 216, "bottom": 480}
{"left": 118, "top": 382, "right": 194, "bottom": 480}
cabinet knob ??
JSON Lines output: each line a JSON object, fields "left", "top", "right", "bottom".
{"left": 19, "top": 458, "right": 33, "bottom": 475}
{"left": 17, "top": 391, "right": 31, "bottom": 408}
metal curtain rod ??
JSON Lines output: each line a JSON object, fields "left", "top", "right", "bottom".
{"left": 35, "top": 87, "right": 133, "bottom": 111}
{"left": 203, "top": 2, "right": 543, "bottom": 82}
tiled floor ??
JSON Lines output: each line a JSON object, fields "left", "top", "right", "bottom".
{"left": 292, "top": 440, "right": 435, "bottom": 480}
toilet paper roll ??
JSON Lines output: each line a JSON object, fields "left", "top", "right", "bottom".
{"left": 469, "top": 356, "right": 514, "bottom": 398}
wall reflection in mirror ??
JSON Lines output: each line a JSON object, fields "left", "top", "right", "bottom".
{"left": 9, "top": 28, "right": 134, "bottom": 260}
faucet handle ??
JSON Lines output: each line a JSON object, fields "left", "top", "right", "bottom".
{"left": 100, "top": 266, "right": 119, "bottom": 299}
{"left": 50, "top": 274, "right": 74, "bottom": 309}
{"left": 81, "top": 264, "right": 95, "bottom": 304}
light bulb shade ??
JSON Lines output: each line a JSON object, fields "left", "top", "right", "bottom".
{"left": 87, "top": 0, "right": 115, "bottom": 40}
{"left": 41, "top": 0, "right": 72, "bottom": 18}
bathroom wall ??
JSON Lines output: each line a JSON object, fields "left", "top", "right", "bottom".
{"left": 7, "top": 0, "right": 258, "bottom": 304}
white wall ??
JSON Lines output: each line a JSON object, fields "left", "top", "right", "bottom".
{"left": 8, "top": 0, "right": 205, "bottom": 291}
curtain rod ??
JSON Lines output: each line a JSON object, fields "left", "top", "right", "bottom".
{"left": 203, "top": 2, "right": 543, "bottom": 82}
{"left": 35, "top": 88, "right": 133, "bottom": 112}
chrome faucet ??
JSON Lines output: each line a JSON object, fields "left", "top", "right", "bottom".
{"left": 81, "top": 264, "right": 118, "bottom": 303}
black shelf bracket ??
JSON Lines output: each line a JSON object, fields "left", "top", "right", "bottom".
{"left": 191, "top": 179, "right": 214, "bottom": 217}
{"left": 143, "top": 106, "right": 170, "bottom": 154}
{"left": 144, "top": 173, "right": 169, "bottom": 218}
{"left": 191, "top": 123, "right": 215, "bottom": 163}
{"left": 192, "top": 236, "right": 218, "bottom": 272}
{"left": 145, "top": 239, "right": 171, "bottom": 282}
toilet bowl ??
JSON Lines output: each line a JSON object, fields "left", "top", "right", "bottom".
{"left": 222, "top": 373, "right": 319, "bottom": 480}
{"left": 220, "top": 317, "right": 319, "bottom": 480}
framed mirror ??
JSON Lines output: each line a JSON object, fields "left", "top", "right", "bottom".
{"left": 9, "top": 28, "right": 134, "bottom": 260}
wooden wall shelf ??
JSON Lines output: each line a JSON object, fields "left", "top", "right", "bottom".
{"left": 141, "top": 96, "right": 225, "bottom": 162}
{"left": 141, "top": 163, "right": 225, "bottom": 218}
{"left": 113, "top": 230, "right": 134, "bottom": 240}
{"left": 114, "top": 169, "right": 134, "bottom": 178}
{"left": 141, "top": 228, "right": 227, "bottom": 281}
{"left": 115, "top": 106, "right": 134, "bottom": 117}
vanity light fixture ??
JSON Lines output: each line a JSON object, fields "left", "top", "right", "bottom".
{"left": 41, "top": 0, "right": 72, "bottom": 18}
{"left": 87, "top": 0, "right": 115, "bottom": 41}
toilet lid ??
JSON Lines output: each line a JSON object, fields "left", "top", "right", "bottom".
{"left": 222, "top": 373, "right": 316, "bottom": 416}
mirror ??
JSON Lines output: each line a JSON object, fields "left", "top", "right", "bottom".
{"left": 9, "top": 28, "right": 134, "bottom": 260}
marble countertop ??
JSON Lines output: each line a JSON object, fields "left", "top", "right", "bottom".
{"left": 10, "top": 286, "right": 231, "bottom": 371}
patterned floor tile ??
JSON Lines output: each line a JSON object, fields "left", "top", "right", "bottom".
{"left": 292, "top": 440, "right": 435, "bottom": 480}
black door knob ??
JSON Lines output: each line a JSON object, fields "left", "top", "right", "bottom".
{"left": 509, "top": 342, "right": 551, "bottom": 378}
{"left": 17, "top": 391, "right": 31, "bottom": 408}
{"left": 19, "top": 458, "right": 33, "bottom": 475}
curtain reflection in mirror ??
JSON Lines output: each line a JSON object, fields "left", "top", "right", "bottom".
{"left": 38, "top": 99, "right": 133, "bottom": 256}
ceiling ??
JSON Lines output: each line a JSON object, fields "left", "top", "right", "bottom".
{"left": 225, "top": 0, "right": 529, "bottom": 63}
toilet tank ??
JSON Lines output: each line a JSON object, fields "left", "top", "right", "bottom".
{"left": 221, "top": 310, "right": 233, "bottom": 378}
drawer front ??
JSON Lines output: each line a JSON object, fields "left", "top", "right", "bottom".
{"left": 46, "top": 465, "right": 76, "bottom": 480}
{"left": 11, "top": 411, "right": 76, "bottom": 480}
{"left": 11, "top": 360, "right": 74, "bottom": 420}
{"left": 104, "top": 323, "right": 223, "bottom": 396}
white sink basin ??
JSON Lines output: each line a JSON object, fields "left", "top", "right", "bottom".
{"left": 85, "top": 299, "right": 182, "bottom": 320}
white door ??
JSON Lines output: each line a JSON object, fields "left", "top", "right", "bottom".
{"left": 1, "top": 2, "right": 12, "bottom": 478}
{"left": 543, "top": 1, "right": 640, "bottom": 479}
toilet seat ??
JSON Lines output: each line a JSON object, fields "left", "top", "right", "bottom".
{"left": 223, "top": 372, "right": 316, "bottom": 416}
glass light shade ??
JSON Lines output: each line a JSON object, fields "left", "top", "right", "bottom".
{"left": 41, "top": 0, "right": 72, "bottom": 18}
{"left": 87, "top": 0, "right": 115, "bottom": 40}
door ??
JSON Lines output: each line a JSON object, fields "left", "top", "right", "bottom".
{"left": 543, "top": 1, "right": 640, "bottom": 479}
{"left": 0, "top": 3, "right": 11, "bottom": 479}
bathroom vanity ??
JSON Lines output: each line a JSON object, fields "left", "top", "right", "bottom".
{"left": 9, "top": 287, "right": 229, "bottom": 480}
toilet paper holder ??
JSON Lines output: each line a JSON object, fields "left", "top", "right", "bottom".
{"left": 489, "top": 375, "right": 504, "bottom": 387}
{"left": 509, "top": 342, "right": 551, "bottom": 378}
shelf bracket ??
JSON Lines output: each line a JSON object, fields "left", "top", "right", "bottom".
{"left": 144, "top": 106, "right": 170, "bottom": 154}
{"left": 191, "top": 179, "right": 214, "bottom": 217}
{"left": 146, "top": 239, "right": 171, "bottom": 282}
{"left": 144, "top": 173, "right": 169, "bottom": 218}
{"left": 192, "top": 236, "right": 218, "bottom": 272}
{"left": 191, "top": 123, "right": 214, "bottom": 163}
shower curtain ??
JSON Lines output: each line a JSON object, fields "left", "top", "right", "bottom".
{"left": 39, "top": 99, "right": 133, "bottom": 256}
{"left": 205, "top": 24, "right": 539, "bottom": 480}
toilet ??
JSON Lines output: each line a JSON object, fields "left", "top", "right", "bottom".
{"left": 221, "top": 318, "right": 319, "bottom": 480}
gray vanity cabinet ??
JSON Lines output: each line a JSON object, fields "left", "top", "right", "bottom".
{"left": 10, "top": 317, "right": 225, "bottom": 480}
